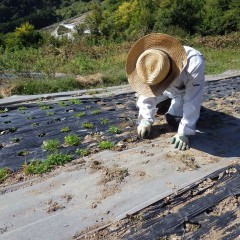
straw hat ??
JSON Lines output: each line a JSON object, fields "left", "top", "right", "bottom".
{"left": 126, "top": 33, "right": 187, "bottom": 97}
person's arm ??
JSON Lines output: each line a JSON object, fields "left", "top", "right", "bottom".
{"left": 178, "top": 55, "right": 205, "bottom": 136}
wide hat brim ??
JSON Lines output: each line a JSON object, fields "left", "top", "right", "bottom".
{"left": 126, "top": 33, "right": 187, "bottom": 97}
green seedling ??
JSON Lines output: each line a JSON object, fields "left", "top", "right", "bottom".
{"left": 85, "top": 106, "right": 92, "bottom": 109}
{"left": 23, "top": 153, "right": 73, "bottom": 175}
{"left": 75, "top": 148, "right": 90, "bottom": 157}
{"left": 91, "top": 109, "right": 100, "bottom": 115}
{"left": 82, "top": 122, "right": 94, "bottom": 129}
{"left": 64, "top": 134, "right": 80, "bottom": 146}
{"left": 0, "top": 108, "right": 9, "bottom": 113}
{"left": 46, "top": 111, "right": 55, "bottom": 116}
{"left": 74, "top": 112, "right": 86, "bottom": 118}
{"left": 39, "top": 105, "right": 52, "bottom": 110}
{"left": 9, "top": 127, "right": 17, "bottom": 132}
{"left": 98, "top": 141, "right": 114, "bottom": 150}
{"left": 0, "top": 168, "right": 9, "bottom": 183}
{"left": 61, "top": 126, "right": 70, "bottom": 132}
{"left": 100, "top": 118, "right": 110, "bottom": 125}
{"left": 18, "top": 106, "right": 27, "bottom": 110}
{"left": 32, "top": 123, "right": 40, "bottom": 126}
{"left": 58, "top": 101, "right": 68, "bottom": 107}
{"left": 42, "top": 139, "right": 61, "bottom": 152}
{"left": 69, "top": 99, "right": 82, "bottom": 104}
{"left": 109, "top": 126, "right": 122, "bottom": 134}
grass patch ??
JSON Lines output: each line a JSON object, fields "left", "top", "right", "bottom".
{"left": 0, "top": 168, "right": 9, "bottom": 183}
{"left": 64, "top": 134, "right": 80, "bottom": 146}
{"left": 98, "top": 141, "right": 114, "bottom": 150}
{"left": 109, "top": 126, "right": 122, "bottom": 134}
{"left": 23, "top": 153, "right": 73, "bottom": 175}
{"left": 82, "top": 122, "right": 94, "bottom": 129}
{"left": 75, "top": 148, "right": 90, "bottom": 157}
{"left": 42, "top": 139, "right": 61, "bottom": 152}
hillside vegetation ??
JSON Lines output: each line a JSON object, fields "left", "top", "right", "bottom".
{"left": 0, "top": 0, "right": 239, "bottom": 97}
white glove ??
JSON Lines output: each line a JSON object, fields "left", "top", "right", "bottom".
{"left": 171, "top": 134, "right": 189, "bottom": 150}
{"left": 137, "top": 119, "right": 152, "bottom": 138}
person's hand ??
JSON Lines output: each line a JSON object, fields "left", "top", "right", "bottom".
{"left": 171, "top": 134, "right": 189, "bottom": 150}
{"left": 137, "top": 119, "right": 151, "bottom": 138}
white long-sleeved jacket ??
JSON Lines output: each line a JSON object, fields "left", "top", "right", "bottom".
{"left": 137, "top": 46, "right": 205, "bottom": 136}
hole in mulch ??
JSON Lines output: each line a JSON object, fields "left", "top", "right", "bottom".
{"left": 9, "top": 127, "right": 17, "bottom": 133}
{"left": 17, "top": 150, "right": 29, "bottom": 156}
{"left": 38, "top": 133, "right": 46, "bottom": 137}
{"left": 4, "top": 121, "right": 11, "bottom": 124}
{"left": 66, "top": 109, "right": 75, "bottom": 112}
{"left": 11, "top": 138, "right": 22, "bottom": 143}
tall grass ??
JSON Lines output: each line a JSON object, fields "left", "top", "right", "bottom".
{"left": 1, "top": 33, "right": 239, "bottom": 96}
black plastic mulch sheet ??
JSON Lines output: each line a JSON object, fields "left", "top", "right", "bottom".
{"left": 1, "top": 77, "right": 240, "bottom": 171}
{"left": 0, "top": 93, "right": 138, "bottom": 170}
{"left": 95, "top": 164, "right": 240, "bottom": 240}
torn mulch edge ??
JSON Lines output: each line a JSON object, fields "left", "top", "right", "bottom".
{"left": 76, "top": 164, "right": 240, "bottom": 240}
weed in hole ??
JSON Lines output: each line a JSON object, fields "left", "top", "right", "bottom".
{"left": 85, "top": 105, "right": 92, "bottom": 109}
{"left": 61, "top": 126, "right": 70, "bottom": 133}
{"left": 0, "top": 168, "right": 10, "bottom": 183}
{"left": 69, "top": 99, "right": 82, "bottom": 104}
{"left": 23, "top": 153, "right": 73, "bottom": 175}
{"left": 109, "top": 126, "right": 122, "bottom": 134}
{"left": 74, "top": 112, "right": 86, "bottom": 118}
{"left": 91, "top": 109, "right": 100, "bottom": 115}
{"left": 99, "top": 141, "right": 114, "bottom": 150}
{"left": 64, "top": 134, "right": 81, "bottom": 146}
{"left": 82, "top": 122, "right": 94, "bottom": 129}
{"left": 32, "top": 123, "right": 40, "bottom": 126}
{"left": 46, "top": 111, "right": 55, "bottom": 116}
{"left": 39, "top": 105, "right": 52, "bottom": 110}
{"left": 18, "top": 106, "right": 27, "bottom": 110}
{"left": 42, "top": 139, "right": 61, "bottom": 152}
{"left": 17, "top": 150, "right": 29, "bottom": 156}
{"left": 58, "top": 101, "right": 68, "bottom": 107}
{"left": 100, "top": 118, "right": 110, "bottom": 125}
{"left": 75, "top": 148, "right": 90, "bottom": 157}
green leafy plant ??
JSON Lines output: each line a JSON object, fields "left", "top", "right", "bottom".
{"left": 42, "top": 139, "right": 61, "bottom": 152}
{"left": 74, "top": 112, "right": 86, "bottom": 118}
{"left": 61, "top": 126, "right": 70, "bottom": 132}
{"left": 75, "top": 148, "right": 90, "bottom": 157}
{"left": 109, "top": 126, "right": 122, "bottom": 134}
{"left": 98, "top": 141, "right": 114, "bottom": 150}
{"left": 91, "top": 109, "right": 100, "bottom": 115}
{"left": 64, "top": 134, "right": 80, "bottom": 146}
{"left": 100, "top": 118, "right": 110, "bottom": 125}
{"left": 0, "top": 108, "right": 9, "bottom": 113}
{"left": 46, "top": 111, "right": 55, "bottom": 116}
{"left": 23, "top": 153, "right": 73, "bottom": 175}
{"left": 82, "top": 122, "right": 94, "bottom": 129}
{"left": 17, "top": 149, "right": 29, "bottom": 156}
{"left": 0, "top": 168, "right": 9, "bottom": 183}
{"left": 58, "top": 101, "right": 68, "bottom": 107}
{"left": 39, "top": 105, "right": 52, "bottom": 110}
{"left": 69, "top": 99, "right": 82, "bottom": 104}
{"left": 85, "top": 105, "right": 92, "bottom": 109}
